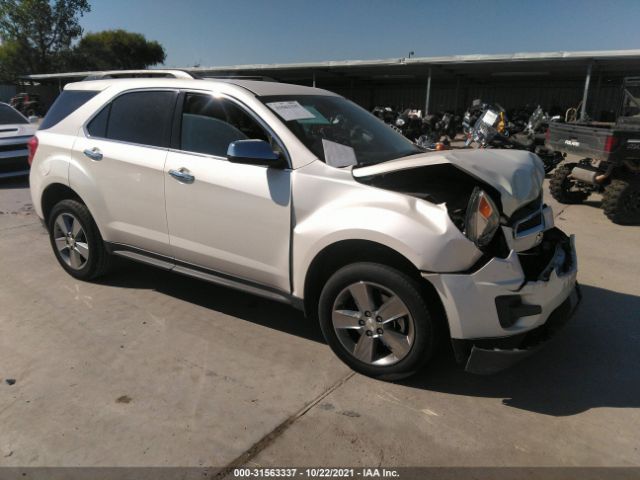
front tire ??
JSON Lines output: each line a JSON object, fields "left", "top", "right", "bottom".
{"left": 318, "top": 263, "right": 436, "bottom": 380}
{"left": 48, "top": 199, "right": 112, "bottom": 280}
{"left": 602, "top": 178, "right": 640, "bottom": 225}
{"left": 549, "top": 162, "right": 591, "bottom": 204}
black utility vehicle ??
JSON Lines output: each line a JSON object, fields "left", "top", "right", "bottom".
{"left": 548, "top": 77, "right": 640, "bottom": 224}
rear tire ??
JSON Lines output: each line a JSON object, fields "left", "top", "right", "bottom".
{"left": 549, "top": 162, "right": 590, "bottom": 204}
{"left": 602, "top": 178, "right": 640, "bottom": 225}
{"left": 318, "top": 262, "right": 436, "bottom": 380}
{"left": 48, "top": 199, "right": 112, "bottom": 280}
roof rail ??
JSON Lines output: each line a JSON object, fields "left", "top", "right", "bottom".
{"left": 82, "top": 69, "right": 196, "bottom": 81}
{"left": 201, "top": 75, "right": 278, "bottom": 82}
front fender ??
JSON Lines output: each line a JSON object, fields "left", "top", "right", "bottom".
{"left": 291, "top": 162, "right": 482, "bottom": 297}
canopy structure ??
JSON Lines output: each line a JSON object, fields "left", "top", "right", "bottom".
{"left": 21, "top": 49, "right": 640, "bottom": 120}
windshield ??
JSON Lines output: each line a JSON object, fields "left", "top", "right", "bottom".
{"left": 260, "top": 95, "right": 422, "bottom": 167}
{"left": 0, "top": 104, "right": 28, "bottom": 125}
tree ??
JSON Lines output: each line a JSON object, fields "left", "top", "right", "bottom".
{"left": 70, "top": 29, "right": 166, "bottom": 71}
{"left": 0, "top": 0, "right": 90, "bottom": 80}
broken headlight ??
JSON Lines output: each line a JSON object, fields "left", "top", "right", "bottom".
{"left": 464, "top": 188, "right": 500, "bottom": 248}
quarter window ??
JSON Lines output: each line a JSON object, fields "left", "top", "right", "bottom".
{"left": 40, "top": 90, "right": 99, "bottom": 130}
{"left": 87, "top": 90, "right": 177, "bottom": 148}
{"left": 179, "top": 93, "right": 271, "bottom": 157}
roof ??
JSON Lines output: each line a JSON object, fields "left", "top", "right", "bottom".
{"left": 20, "top": 49, "right": 640, "bottom": 84}
{"left": 187, "top": 49, "right": 640, "bottom": 72}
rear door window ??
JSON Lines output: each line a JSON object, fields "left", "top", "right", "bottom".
{"left": 40, "top": 90, "right": 99, "bottom": 130}
{"left": 87, "top": 90, "right": 177, "bottom": 148}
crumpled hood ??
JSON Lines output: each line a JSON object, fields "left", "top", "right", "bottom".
{"left": 352, "top": 149, "right": 545, "bottom": 216}
{"left": 0, "top": 123, "right": 37, "bottom": 139}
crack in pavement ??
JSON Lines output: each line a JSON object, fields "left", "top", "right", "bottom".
{"left": 215, "top": 371, "right": 356, "bottom": 478}
{"left": 553, "top": 204, "right": 572, "bottom": 219}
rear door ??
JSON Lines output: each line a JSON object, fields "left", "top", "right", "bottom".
{"left": 70, "top": 89, "right": 178, "bottom": 256}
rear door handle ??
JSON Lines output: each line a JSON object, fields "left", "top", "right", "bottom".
{"left": 83, "top": 147, "right": 103, "bottom": 161}
{"left": 168, "top": 168, "right": 195, "bottom": 184}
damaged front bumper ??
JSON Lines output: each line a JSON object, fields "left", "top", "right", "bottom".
{"left": 423, "top": 228, "right": 580, "bottom": 374}
{"left": 460, "top": 285, "right": 581, "bottom": 374}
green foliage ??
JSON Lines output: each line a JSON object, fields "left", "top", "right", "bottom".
{"left": 0, "top": 0, "right": 90, "bottom": 79}
{"left": 0, "top": 39, "right": 25, "bottom": 81}
{"left": 71, "top": 29, "right": 166, "bottom": 71}
{"left": 0, "top": 1, "right": 166, "bottom": 81}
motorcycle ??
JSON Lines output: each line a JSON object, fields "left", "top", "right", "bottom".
{"left": 466, "top": 104, "right": 564, "bottom": 173}
{"left": 462, "top": 99, "right": 489, "bottom": 137}
{"left": 506, "top": 105, "right": 535, "bottom": 135}
{"left": 9, "top": 93, "right": 42, "bottom": 117}
{"left": 517, "top": 105, "right": 565, "bottom": 172}
{"left": 394, "top": 108, "right": 424, "bottom": 141}
{"left": 372, "top": 106, "right": 398, "bottom": 126}
{"left": 416, "top": 134, "right": 450, "bottom": 151}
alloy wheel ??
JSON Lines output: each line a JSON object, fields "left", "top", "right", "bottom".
{"left": 331, "top": 281, "right": 415, "bottom": 366}
{"left": 52, "top": 212, "right": 89, "bottom": 270}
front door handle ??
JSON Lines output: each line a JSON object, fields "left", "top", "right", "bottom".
{"left": 168, "top": 168, "right": 195, "bottom": 184}
{"left": 83, "top": 147, "right": 103, "bottom": 161}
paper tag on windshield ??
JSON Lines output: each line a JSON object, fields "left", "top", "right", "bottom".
{"left": 482, "top": 110, "right": 498, "bottom": 126}
{"left": 267, "top": 101, "right": 315, "bottom": 121}
{"left": 322, "top": 139, "right": 357, "bottom": 168}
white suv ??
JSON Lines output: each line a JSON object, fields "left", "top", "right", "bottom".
{"left": 29, "top": 78, "right": 580, "bottom": 378}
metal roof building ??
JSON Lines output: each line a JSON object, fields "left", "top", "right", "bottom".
{"left": 21, "top": 49, "right": 640, "bottom": 121}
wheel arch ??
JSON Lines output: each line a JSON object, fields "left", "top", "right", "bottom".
{"left": 302, "top": 239, "right": 447, "bottom": 333}
{"left": 41, "top": 183, "right": 85, "bottom": 227}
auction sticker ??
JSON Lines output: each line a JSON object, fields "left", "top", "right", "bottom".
{"left": 267, "top": 101, "right": 316, "bottom": 121}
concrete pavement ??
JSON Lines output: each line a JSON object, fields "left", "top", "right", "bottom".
{"left": 0, "top": 175, "right": 638, "bottom": 469}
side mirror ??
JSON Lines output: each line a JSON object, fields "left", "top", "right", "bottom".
{"left": 28, "top": 116, "right": 39, "bottom": 124}
{"left": 227, "top": 139, "right": 284, "bottom": 167}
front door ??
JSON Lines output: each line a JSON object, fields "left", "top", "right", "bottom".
{"left": 163, "top": 92, "right": 291, "bottom": 291}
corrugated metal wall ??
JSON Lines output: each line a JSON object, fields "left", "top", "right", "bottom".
{"left": 328, "top": 76, "right": 627, "bottom": 120}
{"left": 0, "top": 84, "right": 17, "bottom": 102}
{"left": 13, "top": 72, "right": 631, "bottom": 122}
